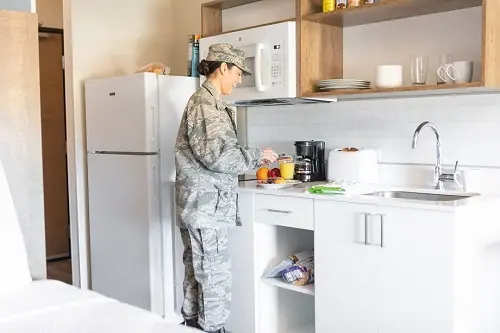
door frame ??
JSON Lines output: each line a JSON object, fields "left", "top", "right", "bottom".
{"left": 61, "top": 0, "right": 89, "bottom": 289}
{"left": 40, "top": 18, "right": 87, "bottom": 289}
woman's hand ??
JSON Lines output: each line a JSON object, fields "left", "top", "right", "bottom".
{"left": 261, "top": 148, "right": 278, "bottom": 165}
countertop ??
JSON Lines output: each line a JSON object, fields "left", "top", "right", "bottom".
{"left": 238, "top": 180, "right": 499, "bottom": 211}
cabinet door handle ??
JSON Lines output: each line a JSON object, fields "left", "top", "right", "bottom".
{"left": 364, "top": 213, "right": 369, "bottom": 245}
{"left": 266, "top": 208, "right": 292, "bottom": 214}
{"left": 380, "top": 214, "right": 385, "bottom": 248}
{"left": 365, "top": 213, "right": 368, "bottom": 245}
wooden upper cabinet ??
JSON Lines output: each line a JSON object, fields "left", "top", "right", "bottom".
{"left": 201, "top": 0, "right": 500, "bottom": 100}
{"left": 37, "top": 0, "right": 63, "bottom": 29}
{"left": 482, "top": 0, "right": 500, "bottom": 89}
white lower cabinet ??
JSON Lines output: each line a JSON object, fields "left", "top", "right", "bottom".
{"left": 314, "top": 200, "right": 455, "bottom": 333}
{"left": 315, "top": 202, "right": 379, "bottom": 333}
{"left": 377, "top": 206, "right": 454, "bottom": 333}
{"left": 236, "top": 192, "right": 500, "bottom": 333}
{"left": 226, "top": 192, "right": 256, "bottom": 333}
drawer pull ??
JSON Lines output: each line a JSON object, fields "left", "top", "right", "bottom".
{"left": 364, "top": 213, "right": 370, "bottom": 245}
{"left": 380, "top": 214, "right": 385, "bottom": 248}
{"left": 265, "top": 208, "right": 292, "bottom": 214}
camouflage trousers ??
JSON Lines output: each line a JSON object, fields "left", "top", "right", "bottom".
{"left": 180, "top": 227, "right": 231, "bottom": 332}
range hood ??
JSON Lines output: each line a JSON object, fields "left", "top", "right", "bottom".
{"left": 231, "top": 96, "right": 337, "bottom": 107}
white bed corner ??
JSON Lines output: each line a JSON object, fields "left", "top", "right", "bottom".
{"left": 0, "top": 159, "right": 197, "bottom": 332}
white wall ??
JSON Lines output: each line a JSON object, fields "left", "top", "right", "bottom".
{"left": 63, "top": 0, "right": 173, "bottom": 287}
{"left": 0, "top": 0, "right": 33, "bottom": 12}
{"left": 246, "top": 93, "right": 500, "bottom": 194}
{"left": 343, "top": 8, "right": 482, "bottom": 85}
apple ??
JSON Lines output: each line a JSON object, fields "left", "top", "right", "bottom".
{"left": 268, "top": 168, "right": 281, "bottom": 178}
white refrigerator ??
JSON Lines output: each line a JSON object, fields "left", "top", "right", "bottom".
{"left": 84, "top": 73, "right": 199, "bottom": 320}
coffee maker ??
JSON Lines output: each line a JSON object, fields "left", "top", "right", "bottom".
{"left": 293, "top": 140, "right": 326, "bottom": 182}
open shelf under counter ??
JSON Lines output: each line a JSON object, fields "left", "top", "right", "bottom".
{"left": 262, "top": 278, "right": 315, "bottom": 296}
{"left": 302, "top": 82, "right": 500, "bottom": 100}
{"left": 303, "top": 0, "right": 482, "bottom": 27}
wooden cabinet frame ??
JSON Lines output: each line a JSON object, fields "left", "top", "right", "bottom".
{"left": 201, "top": 0, "right": 500, "bottom": 100}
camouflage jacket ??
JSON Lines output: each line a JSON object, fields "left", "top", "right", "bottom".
{"left": 174, "top": 80, "right": 262, "bottom": 229}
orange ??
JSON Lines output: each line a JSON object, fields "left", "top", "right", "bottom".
{"left": 256, "top": 167, "right": 269, "bottom": 180}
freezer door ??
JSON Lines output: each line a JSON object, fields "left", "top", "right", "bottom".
{"left": 85, "top": 73, "right": 159, "bottom": 153}
{"left": 87, "top": 153, "right": 163, "bottom": 314}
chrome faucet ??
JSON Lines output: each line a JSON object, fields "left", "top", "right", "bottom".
{"left": 412, "top": 121, "right": 461, "bottom": 190}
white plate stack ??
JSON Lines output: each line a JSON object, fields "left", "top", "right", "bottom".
{"left": 318, "top": 79, "right": 371, "bottom": 91}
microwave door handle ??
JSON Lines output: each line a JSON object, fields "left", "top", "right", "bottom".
{"left": 254, "top": 43, "right": 266, "bottom": 92}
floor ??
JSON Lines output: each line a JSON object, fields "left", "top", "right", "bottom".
{"left": 47, "top": 259, "right": 72, "bottom": 284}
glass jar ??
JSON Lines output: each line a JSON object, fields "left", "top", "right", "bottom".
{"left": 336, "top": 0, "right": 347, "bottom": 9}
{"left": 323, "top": 0, "right": 335, "bottom": 12}
{"left": 348, "top": 0, "right": 361, "bottom": 6}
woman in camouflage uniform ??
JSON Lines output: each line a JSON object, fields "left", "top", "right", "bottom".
{"left": 175, "top": 43, "right": 278, "bottom": 333}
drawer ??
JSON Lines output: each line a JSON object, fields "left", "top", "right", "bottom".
{"left": 254, "top": 194, "right": 314, "bottom": 230}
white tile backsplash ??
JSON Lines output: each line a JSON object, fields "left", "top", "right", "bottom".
{"left": 244, "top": 93, "right": 500, "bottom": 195}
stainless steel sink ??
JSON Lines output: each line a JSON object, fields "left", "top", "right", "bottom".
{"left": 363, "top": 191, "right": 477, "bottom": 202}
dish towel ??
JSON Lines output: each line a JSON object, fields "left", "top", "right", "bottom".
{"left": 306, "top": 180, "right": 375, "bottom": 196}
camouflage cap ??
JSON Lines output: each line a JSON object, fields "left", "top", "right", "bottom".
{"left": 206, "top": 43, "right": 252, "bottom": 76}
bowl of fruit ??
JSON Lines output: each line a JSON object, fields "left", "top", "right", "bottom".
{"left": 255, "top": 167, "right": 301, "bottom": 190}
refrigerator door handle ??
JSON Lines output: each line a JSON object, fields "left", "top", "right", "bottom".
{"left": 151, "top": 105, "right": 157, "bottom": 145}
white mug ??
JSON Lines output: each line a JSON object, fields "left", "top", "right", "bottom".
{"left": 437, "top": 61, "right": 473, "bottom": 83}
{"left": 375, "top": 65, "right": 403, "bottom": 88}
{"left": 436, "top": 62, "right": 453, "bottom": 84}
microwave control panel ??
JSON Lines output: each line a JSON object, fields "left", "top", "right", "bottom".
{"left": 271, "top": 44, "right": 284, "bottom": 86}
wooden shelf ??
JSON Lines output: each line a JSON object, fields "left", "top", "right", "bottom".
{"left": 262, "top": 278, "right": 315, "bottom": 296}
{"left": 202, "top": 0, "right": 264, "bottom": 10}
{"left": 306, "top": 82, "right": 481, "bottom": 96}
{"left": 201, "top": 0, "right": 500, "bottom": 98}
{"left": 301, "top": 82, "right": 500, "bottom": 100}
{"left": 303, "top": 0, "right": 482, "bottom": 27}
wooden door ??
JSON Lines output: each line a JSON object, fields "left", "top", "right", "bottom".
{"left": 38, "top": 31, "right": 70, "bottom": 259}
